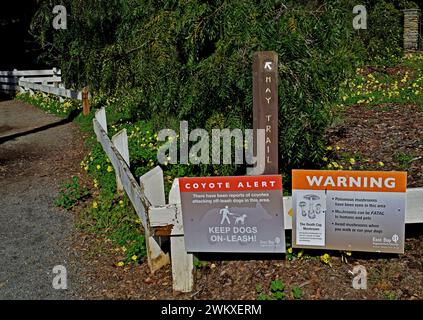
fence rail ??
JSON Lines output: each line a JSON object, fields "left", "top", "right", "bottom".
{"left": 93, "top": 108, "right": 170, "bottom": 274}
{"left": 19, "top": 79, "right": 83, "bottom": 100}
{"left": 0, "top": 68, "right": 61, "bottom": 93}
{"left": 3, "top": 68, "right": 92, "bottom": 115}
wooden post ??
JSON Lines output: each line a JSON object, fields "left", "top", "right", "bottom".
{"left": 169, "top": 178, "right": 194, "bottom": 292}
{"left": 253, "top": 51, "right": 279, "bottom": 174}
{"left": 140, "top": 167, "right": 170, "bottom": 272}
{"left": 112, "top": 129, "right": 129, "bottom": 193}
{"left": 82, "top": 86, "right": 90, "bottom": 116}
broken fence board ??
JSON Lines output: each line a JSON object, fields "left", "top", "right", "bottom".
{"left": 147, "top": 236, "right": 170, "bottom": 273}
{"left": 93, "top": 118, "right": 167, "bottom": 273}
{"left": 93, "top": 118, "right": 146, "bottom": 226}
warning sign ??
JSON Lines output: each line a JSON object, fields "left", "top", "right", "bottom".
{"left": 292, "top": 170, "right": 407, "bottom": 253}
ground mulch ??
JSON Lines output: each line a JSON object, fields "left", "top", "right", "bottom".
{"left": 327, "top": 103, "right": 423, "bottom": 187}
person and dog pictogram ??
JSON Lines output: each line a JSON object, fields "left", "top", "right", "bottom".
{"left": 219, "top": 206, "right": 247, "bottom": 225}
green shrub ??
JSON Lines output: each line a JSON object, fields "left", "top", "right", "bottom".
{"left": 356, "top": 0, "right": 403, "bottom": 65}
{"left": 79, "top": 140, "right": 147, "bottom": 263}
{"left": 55, "top": 176, "right": 90, "bottom": 209}
{"left": 31, "top": 0, "right": 412, "bottom": 189}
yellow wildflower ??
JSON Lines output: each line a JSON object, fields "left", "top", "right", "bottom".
{"left": 131, "top": 255, "right": 138, "bottom": 261}
{"left": 116, "top": 261, "right": 124, "bottom": 267}
{"left": 107, "top": 165, "right": 113, "bottom": 172}
{"left": 320, "top": 253, "right": 331, "bottom": 266}
{"left": 92, "top": 201, "right": 98, "bottom": 209}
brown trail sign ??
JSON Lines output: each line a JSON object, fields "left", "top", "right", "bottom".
{"left": 253, "top": 51, "right": 279, "bottom": 175}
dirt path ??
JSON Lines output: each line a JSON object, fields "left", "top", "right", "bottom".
{"left": 0, "top": 100, "right": 86, "bottom": 299}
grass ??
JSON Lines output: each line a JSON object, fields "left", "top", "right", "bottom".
{"left": 55, "top": 176, "right": 90, "bottom": 210}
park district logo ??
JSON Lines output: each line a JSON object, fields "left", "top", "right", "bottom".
{"left": 179, "top": 175, "right": 285, "bottom": 253}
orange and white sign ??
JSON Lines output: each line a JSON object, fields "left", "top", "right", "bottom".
{"left": 292, "top": 170, "right": 406, "bottom": 193}
{"left": 292, "top": 170, "right": 406, "bottom": 253}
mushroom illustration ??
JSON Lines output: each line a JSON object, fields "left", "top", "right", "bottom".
{"left": 299, "top": 201, "right": 307, "bottom": 217}
{"left": 315, "top": 203, "right": 322, "bottom": 215}
{"left": 303, "top": 194, "right": 320, "bottom": 219}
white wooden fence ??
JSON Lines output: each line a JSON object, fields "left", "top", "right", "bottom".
{"left": 93, "top": 106, "right": 423, "bottom": 293}
{"left": 18, "top": 79, "right": 85, "bottom": 101}
{"left": 93, "top": 108, "right": 170, "bottom": 273}
{"left": 0, "top": 68, "right": 61, "bottom": 93}
{"left": 5, "top": 69, "right": 91, "bottom": 114}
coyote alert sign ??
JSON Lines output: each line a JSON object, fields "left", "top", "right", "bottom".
{"left": 180, "top": 175, "right": 285, "bottom": 253}
{"left": 292, "top": 170, "right": 407, "bottom": 253}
